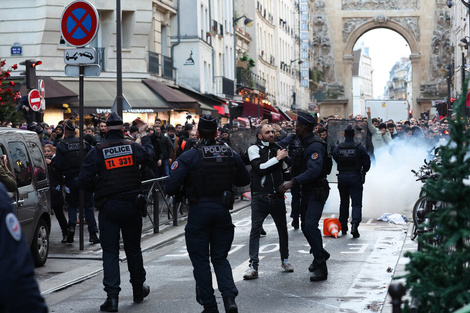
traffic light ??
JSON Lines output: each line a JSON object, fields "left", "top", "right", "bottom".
{"left": 408, "top": 109, "right": 413, "bottom": 120}
{"left": 19, "top": 59, "right": 42, "bottom": 89}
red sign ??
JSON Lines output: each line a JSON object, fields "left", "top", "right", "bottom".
{"left": 39, "top": 79, "right": 45, "bottom": 99}
{"left": 60, "top": 1, "right": 99, "bottom": 47}
{"left": 28, "top": 89, "right": 41, "bottom": 112}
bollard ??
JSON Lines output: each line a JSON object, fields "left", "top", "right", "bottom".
{"left": 388, "top": 283, "right": 406, "bottom": 313}
{"left": 153, "top": 186, "right": 160, "bottom": 234}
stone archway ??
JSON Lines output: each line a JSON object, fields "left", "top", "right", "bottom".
{"left": 312, "top": 0, "right": 452, "bottom": 118}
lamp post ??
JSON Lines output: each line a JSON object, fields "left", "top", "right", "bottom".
{"left": 232, "top": 13, "right": 253, "bottom": 125}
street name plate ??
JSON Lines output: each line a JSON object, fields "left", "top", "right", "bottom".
{"left": 64, "top": 48, "right": 97, "bottom": 65}
{"left": 65, "top": 64, "right": 101, "bottom": 77}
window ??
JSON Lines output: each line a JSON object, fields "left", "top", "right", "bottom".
{"left": 27, "top": 141, "right": 47, "bottom": 182}
{"left": 122, "top": 10, "right": 135, "bottom": 49}
{"left": 8, "top": 142, "right": 32, "bottom": 188}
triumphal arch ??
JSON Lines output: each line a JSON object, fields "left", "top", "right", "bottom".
{"left": 311, "top": 0, "right": 452, "bottom": 118}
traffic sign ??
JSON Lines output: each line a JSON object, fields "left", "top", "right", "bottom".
{"left": 65, "top": 64, "right": 101, "bottom": 77}
{"left": 64, "top": 48, "right": 96, "bottom": 64}
{"left": 61, "top": 1, "right": 99, "bottom": 47}
{"left": 28, "top": 89, "right": 41, "bottom": 112}
{"left": 38, "top": 79, "right": 45, "bottom": 98}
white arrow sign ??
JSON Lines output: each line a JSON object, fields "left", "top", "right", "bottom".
{"left": 65, "top": 64, "right": 101, "bottom": 77}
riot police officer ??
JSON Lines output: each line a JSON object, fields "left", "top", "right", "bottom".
{"left": 332, "top": 125, "right": 371, "bottom": 238}
{"left": 0, "top": 182, "right": 48, "bottom": 313}
{"left": 55, "top": 120, "right": 99, "bottom": 244}
{"left": 279, "top": 112, "right": 331, "bottom": 282}
{"left": 165, "top": 115, "right": 250, "bottom": 313}
{"left": 79, "top": 113, "right": 154, "bottom": 312}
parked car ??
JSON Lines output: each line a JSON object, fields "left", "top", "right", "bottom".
{"left": 0, "top": 128, "right": 51, "bottom": 267}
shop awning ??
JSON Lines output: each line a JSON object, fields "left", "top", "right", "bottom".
{"left": 41, "top": 77, "right": 79, "bottom": 106}
{"left": 58, "top": 79, "right": 172, "bottom": 114}
{"left": 276, "top": 106, "right": 292, "bottom": 121}
{"left": 241, "top": 101, "right": 287, "bottom": 121}
{"left": 142, "top": 79, "right": 198, "bottom": 109}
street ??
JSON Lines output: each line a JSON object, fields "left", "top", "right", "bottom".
{"left": 38, "top": 196, "right": 412, "bottom": 313}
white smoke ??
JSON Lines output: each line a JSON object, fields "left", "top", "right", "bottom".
{"left": 325, "top": 138, "right": 443, "bottom": 219}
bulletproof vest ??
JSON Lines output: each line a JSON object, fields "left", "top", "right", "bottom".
{"left": 185, "top": 143, "right": 236, "bottom": 198}
{"left": 250, "top": 143, "right": 284, "bottom": 193}
{"left": 336, "top": 141, "right": 362, "bottom": 172}
{"left": 94, "top": 139, "right": 141, "bottom": 199}
{"left": 59, "top": 136, "right": 80, "bottom": 176}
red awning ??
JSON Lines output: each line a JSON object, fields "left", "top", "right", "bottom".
{"left": 241, "top": 101, "right": 287, "bottom": 121}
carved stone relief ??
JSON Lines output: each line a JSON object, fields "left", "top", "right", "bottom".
{"left": 312, "top": 0, "right": 345, "bottom": 99}
{"left": 342, "top": 16, "right": 420, "bottom": 42}
{"left": 342, "top": 0, "right": 419, "bottom": 10}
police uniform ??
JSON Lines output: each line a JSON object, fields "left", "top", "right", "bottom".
{"left": 332, "top": 125, "right": 371, "bottom": 238}
{"left": 282, "top": 112, "right": 331, "bottom": 282}
{"left": 0, "top": 183, "right": 48, "bottom": 313}
{"left": 79, "top": 113, "right": 153, "bottom": 312}
{"left": 165, "top": 115, "right": 250, "bottom": 313}
{"left": 55, "top": 120, "right": 99, "bottom": 244}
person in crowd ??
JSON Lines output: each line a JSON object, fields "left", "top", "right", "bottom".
{"left": 243, "top": 124, "right": 293, "bottom": 280}
{"left": 217, "top": 128, "right": 231, "bottom": 146}
{"left": 0, "top": 154, "right": 17, "bottom": 193}
{"left": 366, "top": 107, "right": 392, "bottom": 156}
{"left": 93, "top": 121, "right": 107, "bottom": 144}
{"left": 317, "top": 127, "right": 328, "bottom": 142}
{"left": 153, "top": 125, "right": 172, "bottom": 177}
{"left": 149, "top": 126, "right": 163, "bottom": 178}
{"left": 85, "top": 126, "right": 94, "bottom": 136}
{"left": 387, "top": 123, "right": 398, "bottom": 139}
{"left": 166, "top": 125, "right": 178, "bottom": 162}
{"left": 43, "top": 144, "right": 68, "bottom": 243}
{"left": 154, "top": 118, "right": 163, "bottom": 131}
{"left": 279, "top": 112, "right": 331, "bottom": 282}
{"left": 176, "top": 124, "right": 193, "bottom": 158}
{"left": 273, "top": 123, "right": 287, "bottom": 141}
{"left": 332, "top": 125, "right": 371, "bottom": 238}
{"left": 175, "top": 123, "right": 183, "bottom": 136}
{"left": 0, "top": 183, "right": 48, "bottom": 313}
{"left": 55, "top": 120, "right": 99, "bottom": 244}
{"left": 164, "top": 115, "right": 250, "bottom": 313}
{"left": 52, "top": 124, "right": 64, "bottom": 146}
{"left": 126, "top": 125, "right": 140, "bottom": 142}
{"left": 79, "top": 112, "right": 153, "bottom": 312}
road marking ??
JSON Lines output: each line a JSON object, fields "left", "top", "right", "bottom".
{"left": 211, "top": 256, "right": 266, "bottom": 289}
{"left": 366, "top": 218, "right": 374, "bottom": 224}
{"left": 341, "top": 243, "right": 369, "bottom": 254}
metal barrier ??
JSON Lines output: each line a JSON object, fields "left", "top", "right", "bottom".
{"left": 140, "top": 177, "right": 189, "bottom": 234}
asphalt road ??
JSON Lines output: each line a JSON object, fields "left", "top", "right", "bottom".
{"left": 39, "top": 199, "right": 412, "bottom": 313}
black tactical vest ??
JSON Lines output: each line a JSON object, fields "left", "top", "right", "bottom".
{"left": 59, "top": 137, "right": 80, "bottom": 177}
{"left": 295, "top": 135, "right": 332, "bottom": 180}
{"left": 336, "top": 141, "right": 362, "bottom": 172}
{"left": 94, "top": 139, "right": 141, "bottom": 199}
{"left": 250, "top": 143, "right": 284, "bottom": 193}
{"left": 185, "top": 143, "right": 236, "bottom": 198}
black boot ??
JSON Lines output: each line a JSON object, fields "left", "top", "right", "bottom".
{"left": 66, "top": 226, "right": 75, "bottom": 243}
{"left": 341, "top": 223, "right": 348, "bottom": 235}
{"left": 310, "top": 259, "right": 328, "bottom": 282}
{"left": 223, "top": 296, "right": 238, "bottom": 313}
{"left": 89, "top": 231, "right": 100, "bottom": 244}
{"left": 202, "top": 303, "right": 219, "bottom": 313}
{"left": 100, "top": 295, "right": 118, "bottom": 312}
{"left": 133, "top": 284, "right": 150, "bottom": 303}
{"left": 291, "top": 218, "right": 299, "bottom": 230}
{"left": 308, "top": 249, "right": 330, "bottom": 272}
{"left": 351, "top": 224, "right": 360, "bottom": 238}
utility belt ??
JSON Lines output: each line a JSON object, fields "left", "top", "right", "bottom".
{"left": 301, "top": 178, "right": 330, "bottom": 203}
{"left": 252, "top": 192, "right": 284, "bottom": 199}
{"left": 95, "top": 191, "right": 148, "bottom": 217}
{"left": 190, "top": 190, "right": 235, "bottom": 209}
{"left": 337, "top": 170, "right": 361, "bottom": 174}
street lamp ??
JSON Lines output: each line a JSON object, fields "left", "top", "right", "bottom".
{"left": 290, "top": 58, "right": 303, "bottom": 65}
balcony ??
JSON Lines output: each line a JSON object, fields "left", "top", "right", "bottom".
{"left": 214, "top": 76, "right": 234, "bottom": 96}
{"left": 236, "top": 67, "right": 266, "bottom": 93}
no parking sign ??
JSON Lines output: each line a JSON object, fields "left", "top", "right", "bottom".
{"left": 60, "top": 1, "right": 99, "bottom": 47}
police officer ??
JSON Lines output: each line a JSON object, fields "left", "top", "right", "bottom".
{"left": 55, "top": 120, "right": 99, "bottom": 244}
{"left": 79, "top": 113, "right": 153, "bottom": 312}
{"left": 279, "top": 112, "right": 331, "bottom": 282}
{"left": 0, "top": 182, "right": 48, "bottom": 313}
{"left": 165, "top": 115, "right": 250, "bottom": 313}
{"left": 332, "top": 125, "right": 371, "bottom": 238}
{"left": 243, "top": 123, "right": 293, "bottom": 280}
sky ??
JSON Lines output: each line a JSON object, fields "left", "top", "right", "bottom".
{"left": 354, "top": 29, "right": 412, "bottom": 99}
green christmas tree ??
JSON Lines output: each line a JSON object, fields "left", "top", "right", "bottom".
{"left": 0, "top": 59, "right": 24, "bottom": 125}
{"left": 403, "top": 79, "right": 470, "bottom": 312}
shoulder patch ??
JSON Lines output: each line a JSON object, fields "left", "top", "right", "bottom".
{"left": 170, "top": 161, "right": 179, "bottom": 171}
{"left": 6, "top": 213, "right": 21, "bottom": 241}
{"left": 311, "top": 153, "right": 319, "bottom": 160}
